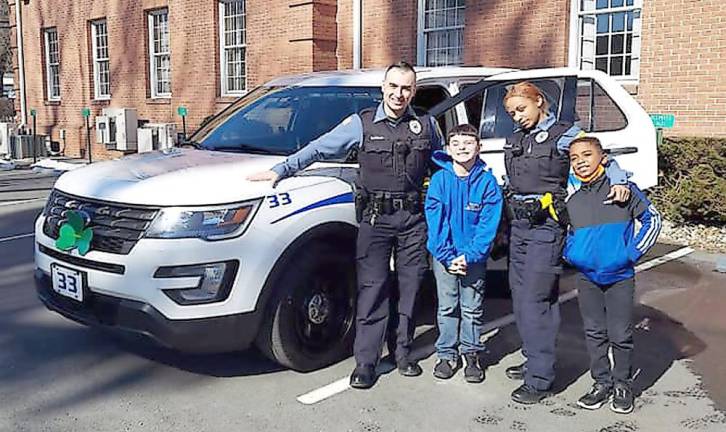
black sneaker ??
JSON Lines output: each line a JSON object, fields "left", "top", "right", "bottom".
{"left": 611, "top": 383, "right": 634, "bottom": 414}
{"left": 463, "top": 353, "right": 485, "bottom": 383}
{"left": 577, "top": 383, "right": 612, "bottom": 410}
{"left": 511, "top": 384, "right": 550, "bottom": 405}
{"left": 433, "top": 358, "right": 458, "bottom": 380}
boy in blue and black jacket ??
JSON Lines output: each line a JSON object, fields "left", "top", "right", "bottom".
{"left": 564, "top": 136, "right": 661, "bottom": 414}
{"left": 425, "top": 124, "right": 503, "bottom": 383}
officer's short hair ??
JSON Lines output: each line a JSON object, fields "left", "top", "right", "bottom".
{"left": 384, "top": 61, "right": 416, "bottom": 79}
{"left": 446, "top": 124, "right": 479, "bottom": 143}
{"left": 569, "top": 136, "right": 603, "bottom": 153}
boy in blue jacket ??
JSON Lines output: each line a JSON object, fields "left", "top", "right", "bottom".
{"left": 425, "top": 124, "right": 503, "bottom": 383}
{"left": 564, "top": 136, "right": 661, "bottom": 414}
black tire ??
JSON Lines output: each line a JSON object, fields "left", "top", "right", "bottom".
{"left": 255, "top": 242, "right": 357, "bottom": 372}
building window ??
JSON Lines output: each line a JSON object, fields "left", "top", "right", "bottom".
{"left": 219, "top": 0, "right": 246, "bottom": 95}
{"left": 43, "top": 28, "right": 60, "bottom": 101}
{"left": 91, "top": 20, "right": 110, "bottom": 99}
{"left": 148, "top": 9, "right": 171, "bottom": 98}
{"left": 417, "top": 0, "right": 465, "bottom": 67}
{"left": 572, "top": 0, "right": 642, "bottom": 82}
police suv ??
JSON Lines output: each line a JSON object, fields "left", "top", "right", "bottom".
{"left": 34, "top": 67, "right": 657, "bottom": 371}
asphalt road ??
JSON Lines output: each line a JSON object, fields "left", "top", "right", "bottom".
{"left": 1, "top": 170, "right": 724, "bottom": 432}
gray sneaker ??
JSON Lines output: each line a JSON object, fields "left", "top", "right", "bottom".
{"left": 433, "top": 358, "right": 458, "bottom": 379}
{"left": 463, "top": 353, "right": 485, "bottom": 383}
{"left": 611, "top": 383, "right": 634, "bottom": 414}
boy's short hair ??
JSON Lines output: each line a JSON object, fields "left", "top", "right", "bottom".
{"left": 569, "top": 135, "right": 603, "bottom": 153}
{"left": 446, "top": 124, "right": 479, "bottom": 143}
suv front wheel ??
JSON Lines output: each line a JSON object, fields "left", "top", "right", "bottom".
{"left": 255, "top": 242, "right": 357, "bottom": 371}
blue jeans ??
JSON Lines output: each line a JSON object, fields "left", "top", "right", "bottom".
{"left": 433, "top": 260, "right": 486, "bottom": 360}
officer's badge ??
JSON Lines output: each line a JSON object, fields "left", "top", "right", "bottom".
{"left": 535, "top": 131, "right": 549, "bottom": 143}
{"left": 409, "top": 119, "right": 422, "bottom": 135}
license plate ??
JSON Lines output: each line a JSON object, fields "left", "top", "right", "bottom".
{"left": 51, "top": 264, "right": 85, "bottom": 302}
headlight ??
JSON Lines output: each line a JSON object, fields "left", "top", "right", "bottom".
{"left": 146, "top": 200, "right": 260, "bottom": 240}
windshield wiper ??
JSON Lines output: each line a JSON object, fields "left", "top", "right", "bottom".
{"left": 206, "top": 144, "right": 283, "bottom": 155}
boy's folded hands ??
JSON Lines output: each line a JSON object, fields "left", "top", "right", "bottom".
{"left": 448, "top": 255, "right": 468, "bottom": 275}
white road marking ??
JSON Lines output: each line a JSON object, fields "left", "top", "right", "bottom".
{"left": 0, "top": 198, "right": 46, "bottom": 207}
{"left": 0, "top": 232, "right": 34, "bottom": 243}
{"left": 634, "top": 246, "right": 695, "bottom": 272}
{"left": 296, "top": 246, "right": 694, "bottom": 405}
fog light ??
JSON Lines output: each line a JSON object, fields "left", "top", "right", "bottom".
{"left": 155, "top": 260, "right": 239, "bottom": 305}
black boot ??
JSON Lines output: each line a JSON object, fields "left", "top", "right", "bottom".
{"left": 350, "top": 365, "right": 376, "bottom": 389}
{"left": 397, "top": 360, "right": 423, "bottom": 377}
{"left": 505, "top": 362, "right": 527, "bottom": 380}
{"left": 511, "top": 384, "right": 551, "bottom": 404}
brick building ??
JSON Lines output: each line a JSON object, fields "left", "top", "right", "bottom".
{"left": 8, "top": 0, "right": 725, "bottom": 159}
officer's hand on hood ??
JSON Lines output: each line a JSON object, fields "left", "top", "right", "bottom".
{"left": 247, "top": 170, "right": 280, "bottom": 186}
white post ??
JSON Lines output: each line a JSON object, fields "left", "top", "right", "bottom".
{"left": 352, "top": 0, "right": 362, "bottom": 69}
{"left": 14, "top": 0, "right": 27, "bottom": 127}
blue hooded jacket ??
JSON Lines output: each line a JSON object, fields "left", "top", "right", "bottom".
{"left": 425, "top": 150, "right": 503, "bottom": 267}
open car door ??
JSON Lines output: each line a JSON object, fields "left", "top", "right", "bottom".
{"left": 431, "top": 68, "right": 657, "bottom": 189}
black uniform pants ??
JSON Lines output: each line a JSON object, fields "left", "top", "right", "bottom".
{"left": 508, "top": 219, "right": 564, "bottom": 390}
{"left": 354, "top": 210, "right": 428, "bottom": 367}
{"left": 576, "top": 274, "right": 635, "bottom": 386}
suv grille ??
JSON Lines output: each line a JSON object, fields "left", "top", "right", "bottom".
{"left": 42, "top": 190, "right": 159, "bottom": 255}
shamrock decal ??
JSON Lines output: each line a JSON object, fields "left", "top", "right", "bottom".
{"left": 55, "top": 210, "right": 94, "bottom": 256}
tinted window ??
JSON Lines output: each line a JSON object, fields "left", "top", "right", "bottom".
{"left": 199, "top": 86, "right": 382, "bottom": 155}
{"left": 575, "top": 78, "right": 628, "bottom": 132}
{"left": 413, "top": 85, "right": 454, "bottom": 135}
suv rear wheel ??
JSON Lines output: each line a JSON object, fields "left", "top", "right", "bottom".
{"left": 256, "top": 242, "right": 356, "bottom": 371}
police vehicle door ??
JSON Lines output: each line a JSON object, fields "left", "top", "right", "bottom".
{"left": 431, "top": 69, "right": 657, "bottom": 190}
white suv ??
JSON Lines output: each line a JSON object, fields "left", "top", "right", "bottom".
{"left": 34, "top": 67, "right": 657, "bottom": 371}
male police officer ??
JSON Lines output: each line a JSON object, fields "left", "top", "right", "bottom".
{"left": 248, "top": 62, "right": 443, "bottom": 389}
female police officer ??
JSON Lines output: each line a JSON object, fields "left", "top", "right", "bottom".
{"left": 248, "top": 62, "right": 443, "bottom": 389}
{"left": 501, "top": 81, "right": 630, "bottom": 404}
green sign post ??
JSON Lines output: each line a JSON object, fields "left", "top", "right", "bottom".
{"left": 30, "top": 109, "right": 36, "bottom": 117}
{"left": 82, "top": 107, "right": 92, "bottom": 163}
{"left": 650, "top": 114, "right": 675, "bottom": 147}
{"left": 178, "top": 106, "right": 188, "bottom": 142}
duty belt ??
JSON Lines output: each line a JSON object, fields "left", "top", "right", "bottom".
{"left": 354, "top": 189, "right": 422, "bottom": 222}
{"left": 506, "top": 193, "right": 568, "bottom": 226}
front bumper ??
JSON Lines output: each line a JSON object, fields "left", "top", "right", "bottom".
{"left": 34, "top": 269, "right": 261, "bottom": 353}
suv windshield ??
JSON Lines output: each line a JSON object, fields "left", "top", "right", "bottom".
{"left": 194, "top": 86, "right": 382, "bottom": 155}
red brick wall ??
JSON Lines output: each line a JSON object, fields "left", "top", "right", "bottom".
{"left": 336, "top": 0, "right": 418, "bottom": 69}
{"left": 464, "top": 0, "right": 569, "bottom": 68}
{"left": 637, "top": 0, "right": 726, "bottom": 137}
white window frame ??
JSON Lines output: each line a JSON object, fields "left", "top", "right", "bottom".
{"left": 416, "top": 0, "right": 465, "bottom": 67}
{"left": 91, "top": 19, "right": 111, "bottom": 100}
{"left": 148, "top": 9, "right": 171, "bottom": 98}
{"left": 569, "top": 0, "right": 643, "bottom": 85}
{"left": 219, "top": 0, "right": 247, "bottom": 96}
{"left": 43, "top": 28, "right": 60, "bottom": 101}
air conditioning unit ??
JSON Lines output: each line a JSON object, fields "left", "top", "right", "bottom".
{"left": 8, "top": 134, "right": 48, "bottom": 159}
{"left": 101, "top": 108, "right": 138, "bottom": 151}
{"left": 138, "top": 123, "right": 177, "bottom": 153}
{"left": 0, "top": 122, "right": 16, "bottom": 157}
